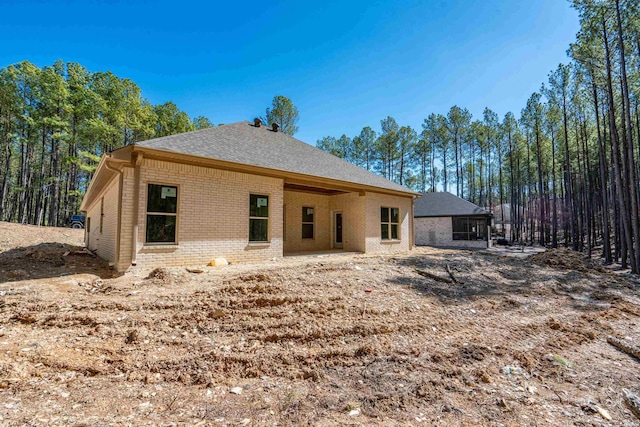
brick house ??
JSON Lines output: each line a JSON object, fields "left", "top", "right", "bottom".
{"left": 414, "top": 192, "right": 492, "bottom": 249}
{"left": 80, "top": 120, "right": 418, "bottom": 271}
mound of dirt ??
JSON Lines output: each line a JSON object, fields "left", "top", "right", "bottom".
{"left": 146, "top": 267, "right": 171, "bottom": 280}
{"left": 528, "top": 248, "right": 606, "bottom": 272}
{"left": 0, "top": 222, "right": 116, "bottom": 283}
{"left": 0, "top": 221, "right": 83, "bottom": 251}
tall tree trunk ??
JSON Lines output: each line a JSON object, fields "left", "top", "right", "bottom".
{"left": 442, "top": 146, "right": 447, "bottom": 192}
{"left": 580, "top": 115, "right": 592, "bottom": 257}
{"left": 574, "top": 116, "right": 584, "bottom": 252}
{"left": 18, "top": 129, "right": 28, "bottom": 223}
{"left": 48, "top": 136, "right": 59, "bottom": 227}
{"left": 34, "top": 125, "right": 47, "bottom": 226}
{"left": 526, "top": 133, "right": 534, "bottom": 243}
{"left": 550, "top": 125, "right": 558, "bottom": 248}
{"left": 454, "top": 131, "right": 460, "bottom": 196}
{"left": 478, "top": 144, "right": 484, "bottom": 207}
{"left": 0, "top": 140, "right": 11, "bottom": 220}
{"left": 603, "top": 16, "right": 634, "bottom": 270}
{"left": 487, "top": 138, "right": 492, "bottom": 211}
{"left": 561, "top": 81, "right": 577, "bottom": 250}
{"left": 507, "top": 127, "right": 516, "bottom": 241}
{"left": 615, "top": 0, "right": 640, "bottom": 272}
{"left": 534, "top": 124, "right": 546, "bottom": 246}
{"left": 431, "top": 138, "right": 436, "bottom": 192}
{"left": 593, "top": 79, "right": 612, "bottom": 263}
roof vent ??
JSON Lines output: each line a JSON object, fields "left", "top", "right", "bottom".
{"left": 272, "top": 122, "right": 279, "bottom": 132}
{"left": 254, "top": 118, "right": 262, "bottom": 127}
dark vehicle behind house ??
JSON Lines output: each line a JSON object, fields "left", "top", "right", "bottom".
{"left": 68, "top": 214, "right": 86, "bottom": 229}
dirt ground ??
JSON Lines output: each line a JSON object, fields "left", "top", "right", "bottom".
{"left": 1, "top": 222, "right": 639, "bottom": 426}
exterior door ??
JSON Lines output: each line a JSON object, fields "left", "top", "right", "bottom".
{"left": 334, "top": 212, "right": 343, "bottom": 249}
{"left": 475, "top": 219, "right": 487, "bottom": 240}
{"left": 86, "top": 217, "right": 95, "bottom": 250}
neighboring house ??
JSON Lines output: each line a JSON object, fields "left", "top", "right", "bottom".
{"left": 414, "top": 192, "right": 492, "bottom": 249}
{"left": 80, "top": 120, "right": 418, "bottom": 271}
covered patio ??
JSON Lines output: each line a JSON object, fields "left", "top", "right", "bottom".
{"left": 282, "top": 181, "right": 366, "bottom": 255}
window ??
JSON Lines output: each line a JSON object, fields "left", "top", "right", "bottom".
{"left": 381, "top": 207, "right": 399, "bottom": 240}
{"left": 99, "top": 197, "right": 104, "bottom": 233}
{"left": 145, "top": 184, "right": 178, "bottom": 244}
{"left": 249, "top": 194, "right": 269, "bottom": 242}
{"left": 302, "top": 206, "right": 314, "bottom": 239}
{"left": 86, "top": 217, "right": 92, "bottom": 248}
{"left": 452, "top": 217, "right": 487, "bottom": 241}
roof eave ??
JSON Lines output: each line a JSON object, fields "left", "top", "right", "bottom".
{"left": 79, "top": 156, "right": 130, "bottom": 212}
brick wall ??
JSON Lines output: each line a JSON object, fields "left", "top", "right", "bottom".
{"left": 102, "top": 157, "right": 417, "bottom": 269}
{"left": 364, "top": 192, "right": 412, "bottom": 253}
{"left": 124, "top": 159, "right": 283, "bottom": 269}
{"left": 116, "top": 167, "right": 135, "bottom": 271}
{"left": 415, "top": 217, "right": 488, "bottom": 248}
{"left": 283, "top": 191, "right": 331, "bottom": 252}
{"left": 329, "top": 192, "right": 366, "bottom": 252}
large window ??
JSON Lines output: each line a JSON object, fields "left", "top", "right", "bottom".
{"left": 302, "top": 206, "right": 314, "bottom": 239}
{"left": 146, "top": 184, "right": 178, "bottom": 244}
{"left": 249, "top": 194, "right": 269, "bottom": 242}
{"left": 381, "top": 207, "right": 399, "bottom": 240}
{"left": 452, "top": 217, "right": 487, "bottom": 241}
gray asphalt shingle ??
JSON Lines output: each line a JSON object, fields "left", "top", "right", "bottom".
{"left": 135, "top": 122, "right": 416, "bottom": 194}
{"left": 414, "top": 192, "right": 491, "bottom": 217}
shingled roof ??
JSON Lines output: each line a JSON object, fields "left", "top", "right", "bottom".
{"left": 134, "top": 122, "right": 416, "bottom": 195}
{"left": 414, "top": 192, "right": 491, "bottom": 217}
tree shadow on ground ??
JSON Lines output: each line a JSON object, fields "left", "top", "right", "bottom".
{"left": 553, "top": 270, "right": 640, "bottom": 312}
{"left": 389, "top": 252, "right": 639, "bottom": 309}
{"left": 0, "top": 242, "right": 121, "bottom": 284}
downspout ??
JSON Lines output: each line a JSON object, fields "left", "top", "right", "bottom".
{"left": 103, "top": 158, "right": 123, "bottom": 268}
{"left": 131, "top": 152, "right": 143, "bottom": 266}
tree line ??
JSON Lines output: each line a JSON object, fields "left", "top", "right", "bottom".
{"left": 0, "top": 60, "right": 213, "bottom": 227}
{"left": 316, "top": 0, "right": 640, "bottom": 272}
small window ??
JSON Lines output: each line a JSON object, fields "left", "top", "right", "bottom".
{"left": 146, "top": 184, "right": 178, "bottom": 244}
{"left": 99, "top": 197, "right": 104, "bottom": 233}
{"left": 381, "top": 207, "right": 399, "bottom": 240}
{"left": 302, "top": 206, "right": 314, "bottom": 239}
{"left": 249, "top": 194, "right": 269, "bottom": 242}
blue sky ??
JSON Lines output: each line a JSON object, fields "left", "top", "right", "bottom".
{"left": 2, "top": 0, "right": 579, "bottom": 144}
